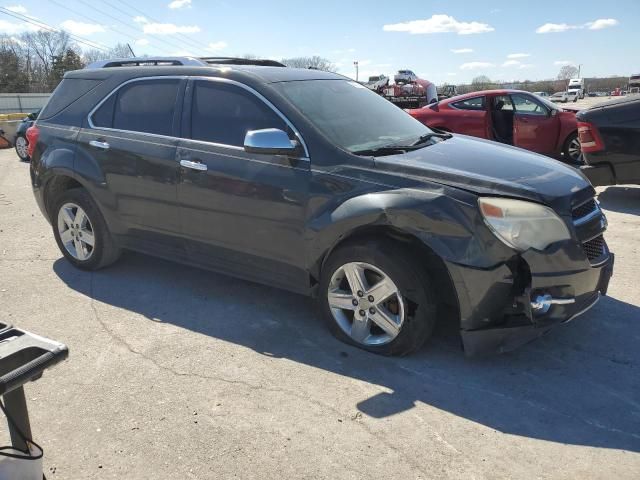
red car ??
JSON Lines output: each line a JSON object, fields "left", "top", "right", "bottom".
{"left": 407, "top": 89, "right": 581, "bottom": 163}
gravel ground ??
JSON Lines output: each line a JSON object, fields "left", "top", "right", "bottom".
{"left": 0, "top": 149, "right": 639, "bottom": 479}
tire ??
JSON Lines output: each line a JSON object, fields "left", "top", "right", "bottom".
{"left": 319, "top": 238, "right": 437, "bottom": 356}
{"left": 52, "top": 188, "right": 121, "bottom": 270}
{"left": 14, "top": 134, "right": 29, "bottom": 161}
{"left": 562, "top": 132, "right": 582, "bottom": 164}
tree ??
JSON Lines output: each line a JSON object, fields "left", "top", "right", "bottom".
{"left": 557, "top": 65, "right": 579, "bottom": 80}
{"left": 0, "top": 44, "right": 29, "bottom": 92}
{"left": 472, "top": 75, "right": 491, "bottom": 85}
{"left": 50, "top": 48, "right": 84, "bottom": 86}
{"left": 280, "top": 56, "right": 335, "bottom": 71}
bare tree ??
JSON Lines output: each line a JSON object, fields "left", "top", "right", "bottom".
{"left": 280, "top": 56, "right": 335, "bottom": 71}
{"left": 557, "top": 65, "right": 579, "bottom": 80}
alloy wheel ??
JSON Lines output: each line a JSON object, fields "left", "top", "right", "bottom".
{"left": 15, "top": 136, "right": 28, "bottom": 159}
{"left": 57, "top": 202, "right": 95, "bottom": 261}
{"left": 568, "top": 137, "right": 581, "bottom": 161}
{"left": 327, "top": 262, "right": 405, "bottom": 346}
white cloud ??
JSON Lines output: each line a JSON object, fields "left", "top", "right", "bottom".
{"left": 133, "top": 16, "right": 148, "bottom": 24}
{"left": 507, "top": 53, "right": 530, "bottom": 59}
{"left": 554, "top": 60, "right": 574, "bottom": 66}
{"left": 536, "top": 23, "right": 577, "bottom": 33}
{"left": 60, "top": 19, "right": 105, "bottom": 35}
{"left": 383, "top": 14, "right": 494, "bottom": 35}
{"left": 8, "top": 35, "right": 25, "bottom": 45}
{"left": 459, "top": 61, "right": 494, "bottom": 70}
{"left": 5, "top": 5, "right": 27, "bottom": 14}
{"left": 168, "top": 0, "right": 191, "bottom": 9}
{"left": 0, "top": 19, "right": 39, "bottom": 34}
{"left": 447, "top": 72, "right": 457, "bottom": 76}
{"left": 142, "top": 23, "right": 200, "bottom": 34}
{"left": 206, "top": 41, "right": 228, "bottom": 52}
{"left": 536, "top": 18, "right": 619, "bottom": 33}
{"left": 451, "top": 48, "right": 473, "bottom": 53}
{"left": 135, "top": 38, "right": 149, "bottom": 46}
{"left": 586, "top": 18, "right": 619, "bottom": 30}
{"left": 518, "top": 63, "right": 534, "bottom": 69}
{"left": 502, "top": 60, "right": 520, "bottom": 67}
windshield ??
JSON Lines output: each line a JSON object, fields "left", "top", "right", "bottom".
{"left": 368, "top": 76, "right": 380, "bottom": 82}
{"left": 274, "top": 79, "right": 432, "bottom": 153}
{"left": 536, "top": 94, "right": 561, "bottom": 110}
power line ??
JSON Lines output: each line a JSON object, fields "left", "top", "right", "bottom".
{"left": 72, "top": 0, "right": 196, "bottom": 55}
{"left": 108, "top": 0, "right": 206, "bottom": 52}
{"left": 0, "top": 7, "right": 110, "bottom": 52}
{"left": 47, "top": 0, "right": 173, "bottom": 55}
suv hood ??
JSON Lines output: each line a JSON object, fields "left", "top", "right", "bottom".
{"left": 374, "top": 134, "right": 593, "bottom": 214}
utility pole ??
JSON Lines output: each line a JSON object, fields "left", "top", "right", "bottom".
{"left": 578, "top": 64, "right": 582, "bottom": 77}
{"left": 353, "top": 61, "right": 359, "bottom": 82}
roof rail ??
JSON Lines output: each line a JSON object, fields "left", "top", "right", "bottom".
{"left": 200, "top": 57, "right": 286, "bottom": 67}
{"left": 85, "top": 56, "right": 286, "bottom": 69}
{"left": 85, "top": 57, "right": 207, "bottom": 69}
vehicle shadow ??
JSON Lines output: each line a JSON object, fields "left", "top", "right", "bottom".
{"left": 597, "top": 185, "right": 640, "bottom": 214}
{"left": 53, "top": 254, "right": 640, "bottom": 453}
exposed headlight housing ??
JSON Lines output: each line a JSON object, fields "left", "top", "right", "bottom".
{"left": 478, "top": 197, "right": 571, "bottom": 251}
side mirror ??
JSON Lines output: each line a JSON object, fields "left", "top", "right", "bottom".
{"left": 243, "top": 128, "right": 299, "bottom": 156}
{"left": 550, "top": 109, "right": 558, "bottom": 117}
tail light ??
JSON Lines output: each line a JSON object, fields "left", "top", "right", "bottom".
{"left": 25, "top": 125, "right": 39, "bottom": 158}
{"left": 577, "top": 121, "right": 604, "bottom": 153}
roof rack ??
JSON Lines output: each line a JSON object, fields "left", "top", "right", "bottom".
{"left": 85, "top": 56, "right": 286, "bottom": 69}
{"left": 200, "top": 57, "right": 286, "bottom": 67}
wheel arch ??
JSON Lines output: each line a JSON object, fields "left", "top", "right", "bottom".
{"left": 312, "top": 224, "right": 461, "bottom": 327}
{"left": 43, "top": 173, "right": 89, "bottom": 220}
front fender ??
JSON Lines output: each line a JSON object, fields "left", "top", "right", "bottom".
{"left": 307, "top": 186, "right": 514, "bottom": 275}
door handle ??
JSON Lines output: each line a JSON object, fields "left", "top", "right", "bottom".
{"left": 180, "top": 159, "right": 208, "bottom": 171}
{"left": 89, "top": 140, "right": 110, "bottom": 150}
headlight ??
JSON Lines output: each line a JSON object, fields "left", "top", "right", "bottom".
{"left": 478, "top": 197, "right": 571, "bottom": 251}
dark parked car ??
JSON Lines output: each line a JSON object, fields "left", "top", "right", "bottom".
{"left": 28, "top": 57, "right": 613, "bottom": 356}
{"left": 14, "top": 110, "right": 39, "bottom": 161}
{"left": 577, "top": 96, "right": 640, "bottom": 186}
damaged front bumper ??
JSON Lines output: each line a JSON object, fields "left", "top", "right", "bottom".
{"left": 447, "top": 249, "right": 614, "bottom": 356}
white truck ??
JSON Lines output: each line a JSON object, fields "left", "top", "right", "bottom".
{"left": 567, "top": 78, "right": 585, "bottom": 99}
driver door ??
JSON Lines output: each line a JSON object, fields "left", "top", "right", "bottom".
{"left": 176, "top": 78, "right": 311, "bottom": 291}
{"left": 512, "top": 93, "right": 559, "bottom": 155}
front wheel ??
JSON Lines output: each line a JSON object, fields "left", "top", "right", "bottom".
{"left": 319, "top": 239, "right": 437, "bottom": 356}
{"left": 14, "top": 134, "right": 29, "bottom": 161}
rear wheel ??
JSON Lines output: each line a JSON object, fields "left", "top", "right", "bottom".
{"left": 319, "top": 239, "right": 437, "bottom": 356}
{"left": 52, "top": 188, "right": 121, "bottom": 270}
{"left": 14, "top": 134, "right": 28, "bottom": 161}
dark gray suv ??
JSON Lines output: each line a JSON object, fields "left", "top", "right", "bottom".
{"left": 28, "top": 57, "right": 613, "bottom": 356}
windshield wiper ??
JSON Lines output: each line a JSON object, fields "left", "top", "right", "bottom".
{"left": 410, "top": 131, "right": 452, "bottom": 146}
{"left": 352, "top": 144, "right": 426, "bottom": 156}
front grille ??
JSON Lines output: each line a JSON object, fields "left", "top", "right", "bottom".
{"left": 572, "top": 199, "right": 598, "bottom": 222}
{"left": 583, "top": 235, "right": 606, "bottom": 262}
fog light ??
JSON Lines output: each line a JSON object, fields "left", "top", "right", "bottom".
{"left": 531, "top": 294, "right": 576, "bottom": 314}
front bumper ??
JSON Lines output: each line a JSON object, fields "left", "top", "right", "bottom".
{"left": 448, "top": 251, "right": 614, "bottom": 356}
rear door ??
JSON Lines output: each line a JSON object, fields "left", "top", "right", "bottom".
{"left": 77, "top": 77, "right": 186, "bottom": 255}
{"left": 176, "top": 78, "right": 311, "bottom": 291}
{"left": 512, "top": 92, "right": 559, "bottom": 155}
{"left": 448, "top": 96, "right": 488, "bottom": 138}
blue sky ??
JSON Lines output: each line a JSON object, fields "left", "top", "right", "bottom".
{"left": 1, "top": 0, "right": 638, "bottom": 84}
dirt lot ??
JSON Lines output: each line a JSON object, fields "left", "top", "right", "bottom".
{"left": 0, "top": 149, "right": 639, "bottom": 479}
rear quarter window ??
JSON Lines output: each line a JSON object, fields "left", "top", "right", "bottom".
{"left": 39, "top": 78, "right": 102, "bottom": 120}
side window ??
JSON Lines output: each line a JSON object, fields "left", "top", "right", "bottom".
{"left": 91, "top": 79, "right": 180, "bottom": 136}
{"left": 190, "top": 81, "right": 287, "bottom": 146}
{"left": 511, "top": 93, "right": 548, "bottom": 116}
{"left": 452, "top": 96, "right": 485, "bottom": 110}
{"left": 493, "top": 95, "right": 514, "bottom": 111}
